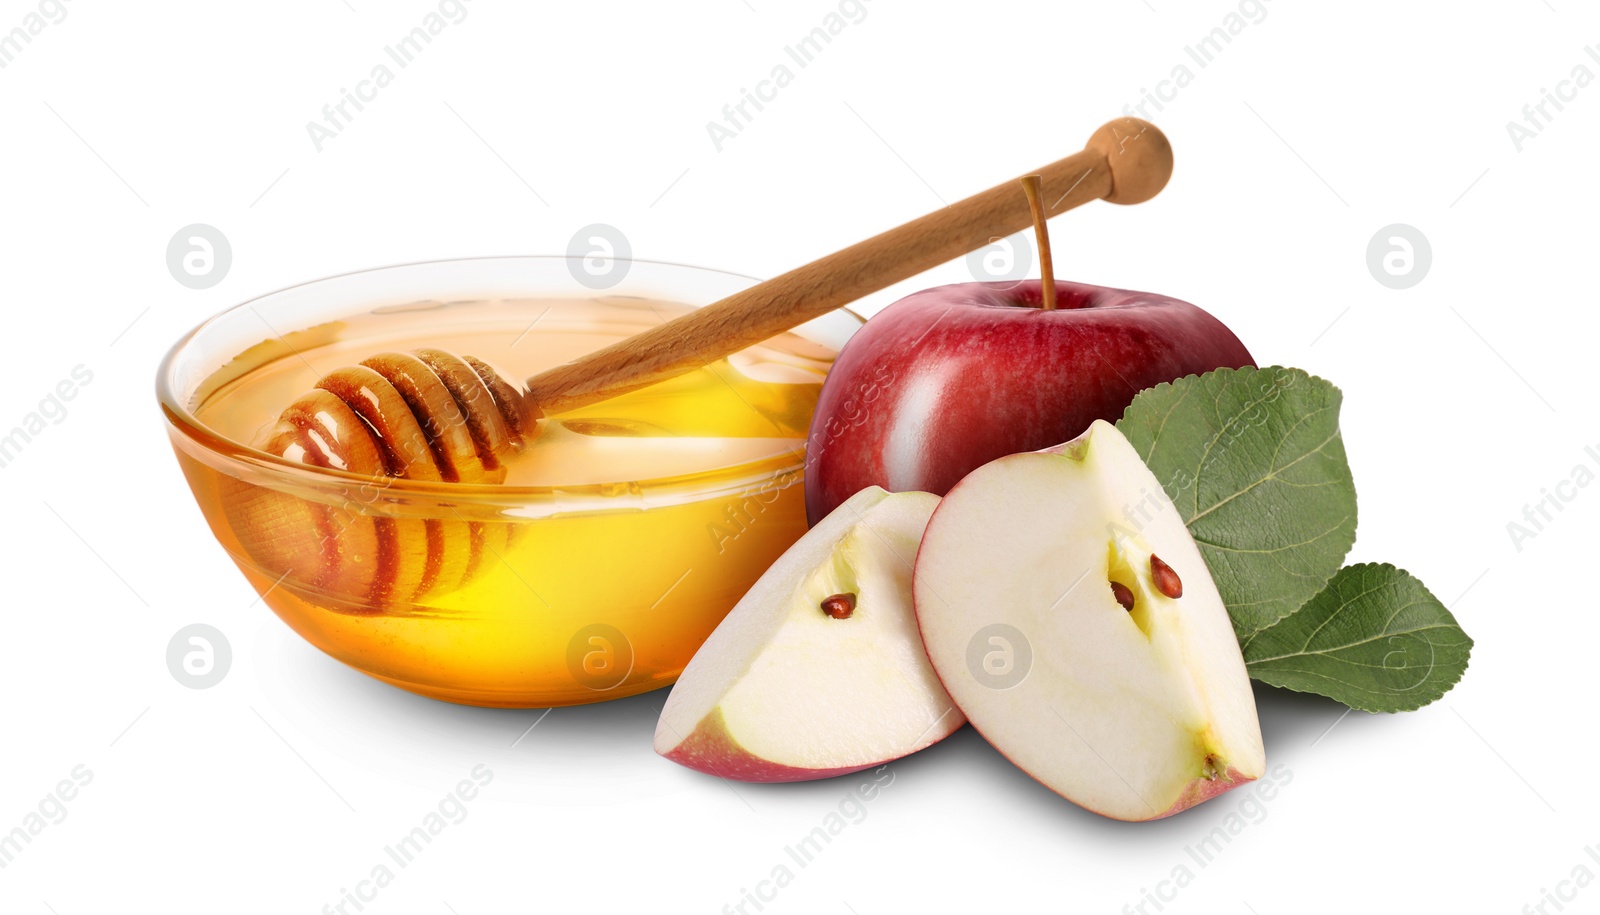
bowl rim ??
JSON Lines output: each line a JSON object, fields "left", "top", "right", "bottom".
{"left": 157, "top": 254, "right": 862, "bottom": 502}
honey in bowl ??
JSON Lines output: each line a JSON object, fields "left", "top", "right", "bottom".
{"left": 159, "top": 257, "right": 859, "bottom": 707}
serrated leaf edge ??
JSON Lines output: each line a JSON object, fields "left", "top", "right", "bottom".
{"left": 1243, "top": 562, "right": 1475, "bottom": 713}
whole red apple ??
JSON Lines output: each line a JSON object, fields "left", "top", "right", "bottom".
{"left": 804, "top": 279, "right": 1253, "bottom": 522}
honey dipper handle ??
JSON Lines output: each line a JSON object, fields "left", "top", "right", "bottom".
{"left": 524, "top": 117, "right": 1173, "bottom": 416}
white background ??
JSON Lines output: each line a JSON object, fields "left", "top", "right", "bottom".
{"left": 1, "top": 1, "right": 1594, "bottom": 912}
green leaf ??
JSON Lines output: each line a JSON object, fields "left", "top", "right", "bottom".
{"left": 1241, "top": 563, "right": 1473, "bottom": 713}
{"left": 1117, "top": 366, "right": 1357, "bottom": 638}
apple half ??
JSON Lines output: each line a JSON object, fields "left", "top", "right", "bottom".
{"left": 656, "top": 487, "right": 964, "bottom": 781}
{"left": 913, "top": 421, "right": 1264, "bottom": 820}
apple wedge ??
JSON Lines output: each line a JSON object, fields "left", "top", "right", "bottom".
{"left": 656, "top": 487, "right": 964, "bottom": 781}
{"left": 913, "top": 420, "right": 1264, "bottom": 820}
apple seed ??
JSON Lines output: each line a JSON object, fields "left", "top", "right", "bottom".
{"left": 1150, "top": 554, "right": 1183, "bottom": 599}
{"left": 821, "top": 592, "right": 858, "bottom": 619}
{"left": 1110, "top": 581, "right": 1136, "bottom": 612}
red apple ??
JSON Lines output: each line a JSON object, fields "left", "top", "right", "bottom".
{"left": 805, "top": 279, "right": 1253, "bottom": 522}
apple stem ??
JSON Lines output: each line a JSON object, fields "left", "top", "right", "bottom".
{"left": 1020, "top": 175, "right": 1058, "bottom": 311}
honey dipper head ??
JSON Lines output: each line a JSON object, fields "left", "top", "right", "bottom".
{"left": 222, "top": 349, "right": 537, "bottom": 611}
{"left": 261, "top": 348, "right": 535, "bottom": 484}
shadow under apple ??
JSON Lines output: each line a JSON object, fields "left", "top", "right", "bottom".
{"left": 1253, "top": 681, "right": 1357, "bottom": 748}
{"left": 260, "top": 618, "right": 1383, "bottom": 829}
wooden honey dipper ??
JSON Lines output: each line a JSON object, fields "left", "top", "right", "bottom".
{"left": 248, "top": 117, "right": 1174, "bottom": 605}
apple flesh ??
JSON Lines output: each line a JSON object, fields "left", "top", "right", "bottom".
{"left": 656, "top": 487, "right": 963, "bottom": 781}
{"left": 805, "top": 279, "right": 1252, "bottom": 522}
{"left": 913, "top": 421, "right": 1264, "bottom": 820}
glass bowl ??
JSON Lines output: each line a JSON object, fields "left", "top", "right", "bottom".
{"left": 158, "top": 256, "right": 860, "bottom": 707}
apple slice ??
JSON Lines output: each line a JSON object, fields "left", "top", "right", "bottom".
{"left": 656, "top": 487, "right": 963, "bottom": 781}
{"left": 913, "top": 420, "right": 1264, "bottom": 820}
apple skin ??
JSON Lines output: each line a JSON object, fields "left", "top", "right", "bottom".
{"left": 976, "top": 738, "right": 1255, "bottom": 821}
{"left": 1159, "top": 766, "right": 1257, "bottom": 819}
{"left": 660, "top": 708, "right": 885, "bottom": 783}
{"left": 805, "top": 279, "right": 1253, "bottom": 523}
